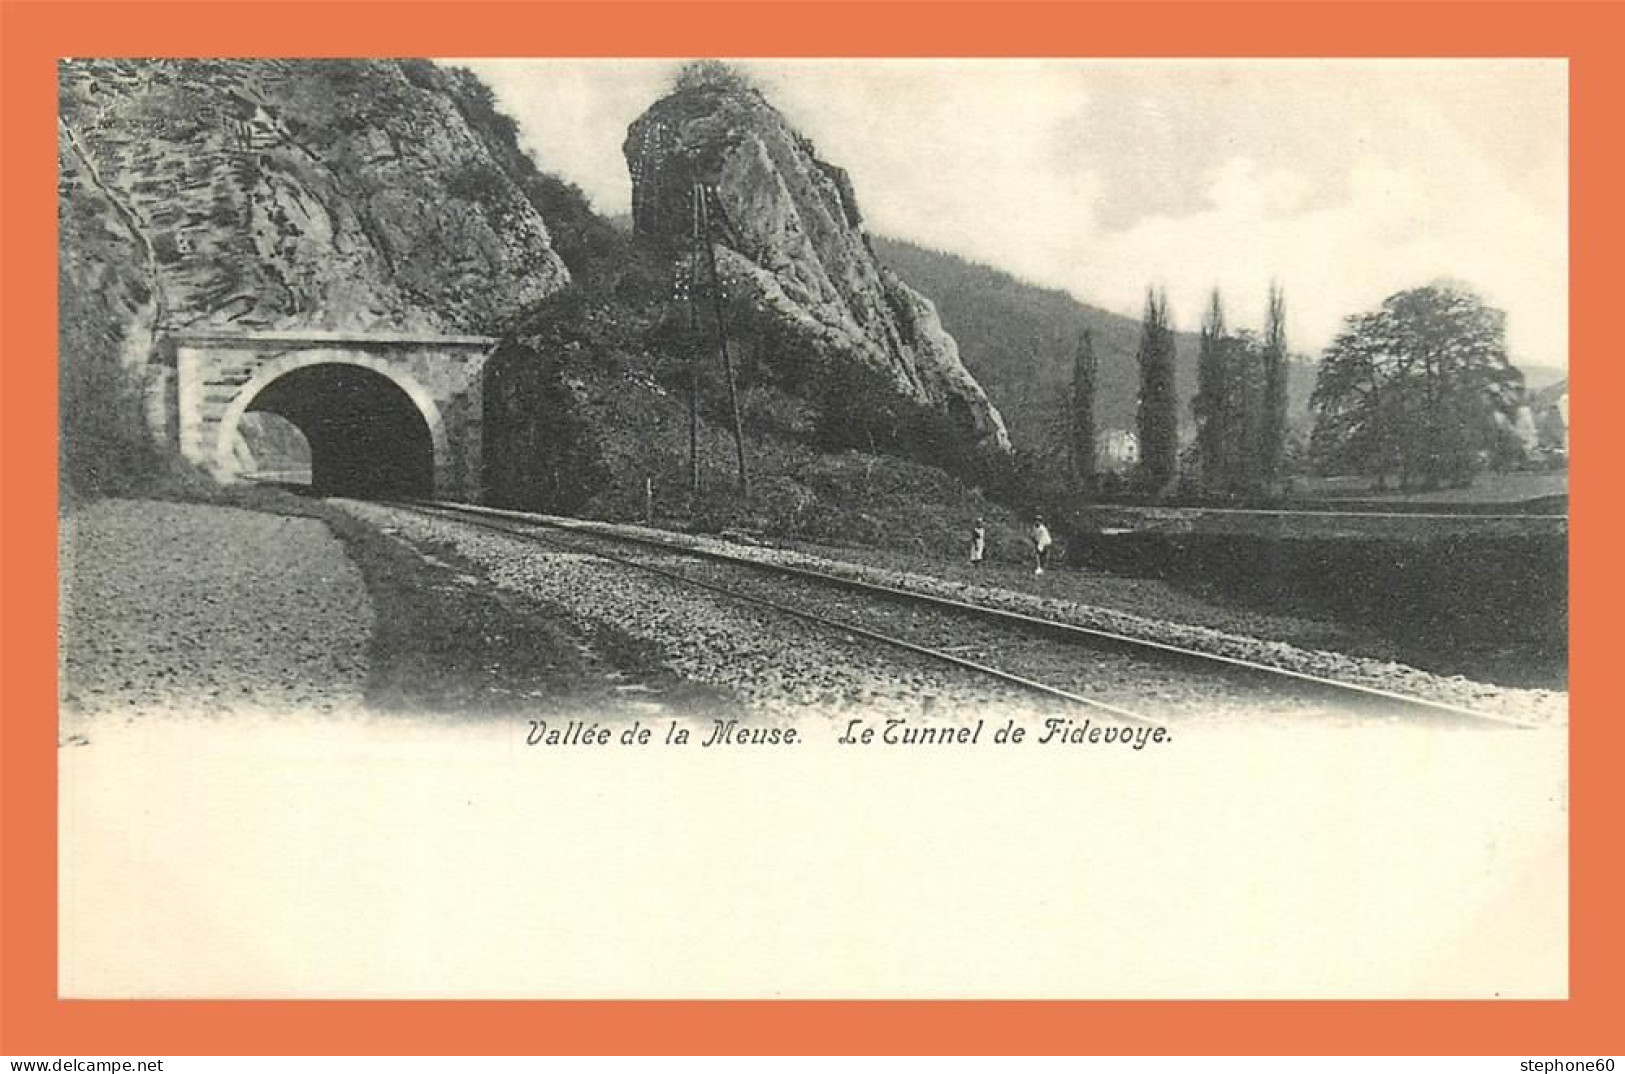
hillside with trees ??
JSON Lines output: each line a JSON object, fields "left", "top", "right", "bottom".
{"left": 871, "top": 237, "right": 1320, "bottom": 462}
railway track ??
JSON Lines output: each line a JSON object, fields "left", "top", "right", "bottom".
{"left": 382, "top": 498, "right": 1533, "bottom": 728}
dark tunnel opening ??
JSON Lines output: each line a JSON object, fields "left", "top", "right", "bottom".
{"left": 245, "top": 363, "right": 434, "bottom": 498}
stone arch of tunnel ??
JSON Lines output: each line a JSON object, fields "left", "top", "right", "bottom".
{"left": 214, "top": 355, "right": 448, "bottom": 498}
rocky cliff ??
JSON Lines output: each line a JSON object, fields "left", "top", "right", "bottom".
{"left": 58, "top": 59, "right": 572, "bottom": 349}
{"left": 58, "top": 59, "right": 582, "bottom": 496}
{"left": 59, "top": 58, "right": 1016, "bottom": 528}
{"left": 623, "top": 69, "right": 1010, "bottom": 450}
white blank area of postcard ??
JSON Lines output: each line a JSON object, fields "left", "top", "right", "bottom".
{"left": 58, "top": 712, "right": 1566, "bottom": 999}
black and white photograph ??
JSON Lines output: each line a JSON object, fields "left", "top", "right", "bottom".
{"left": 55, "top": 57, "right": 1568, "bottom": 999}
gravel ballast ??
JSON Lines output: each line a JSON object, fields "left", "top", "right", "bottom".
{"left": 342, "top": 499, "right": 1050, "bottom": 724}
{"left": 342, "top": 501, "right": 1565, "bottom": 727}
{"left": 59, "top": 498, "right": 372, "bottom": 723}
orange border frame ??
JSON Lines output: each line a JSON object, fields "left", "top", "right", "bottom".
{"left": 3, "top": 0, "right": 1616, "bottom": 1056}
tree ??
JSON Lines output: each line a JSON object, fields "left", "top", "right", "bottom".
{"left": 1309, "top": 310, "right": 1395, "bottom": 485}
{"left": 1193, "top": 289, "right": 1230, "bottom": 495}
{"left": 1224, "top": 328, "right": 1268, "bottom": 494}
{"left": 1135, "top": 287, "right": 1178, "bottom": 495}
{"left": 1189, "top": 289, "right": 1274, "bottom": 497}
{"left": 1309, "top": 283, "right": 1523, "bottom": 488}
{"left": 1069, "top": 328, "right": 1098, "bottom": 494}
{"left": 1259, "top": 283, "right": 1289, "bottom": 491}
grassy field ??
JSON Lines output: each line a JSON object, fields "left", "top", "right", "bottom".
{"left": 1289, "top": 471, "right": 1568, "bottom": 505}
{"left": 782, "top": 526, "right": 1567, "bottom": 690}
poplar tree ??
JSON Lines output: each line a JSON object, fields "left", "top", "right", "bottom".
{"left": 1260, "top": 283, "right": 1289, "bottom": 491}
{"left": 1135, "top": 287, "right": 1178, "bottom": 495}
{"left": 1069, "top": 328, "right": 1098, "bottom": 494}
{"left": 1193, "top": 289, "right": 1229, "bottom": 494}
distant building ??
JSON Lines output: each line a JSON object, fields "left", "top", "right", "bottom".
{"left": 1097, "top": 429, "right": 1139, "bottom": 471}
{"left": 1531, "top": 378, "right": 1569, "bottom": 455}
{"left": 1510, "top": 405, "right": 1540, "bottom": 456}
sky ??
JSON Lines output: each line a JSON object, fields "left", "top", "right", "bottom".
{"left": 457, "top": 58, "right": 1568, "bottom": 367}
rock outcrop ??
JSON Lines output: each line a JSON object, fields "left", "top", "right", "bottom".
{"left": 58, "top": 59, "right": 572, "bottom": 348}
{"left": 623, "top": 69, "right": 1010, "bottom": 450}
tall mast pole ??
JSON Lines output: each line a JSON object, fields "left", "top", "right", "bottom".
{"left": 687, "top": 185, "right": 702, "bottom": 498}
{"left": 698, "top": 182, "right": 750, "bottom": 499}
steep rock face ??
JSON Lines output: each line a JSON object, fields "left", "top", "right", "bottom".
{"left": 58, "top": 59, "right": 571, "bottom": 345}
{"left": 623, "top": 77, "right": 1010, "bottom": 450}
{"left": 58, "top": 130, "right": 169, "bottom": 492}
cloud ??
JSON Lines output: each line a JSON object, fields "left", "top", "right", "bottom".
{"left": 1079, "top": 144, "right": 1566, "bottom": 365}
{"left": 1202, "top": 158, "right": 1312, "bottom": 218}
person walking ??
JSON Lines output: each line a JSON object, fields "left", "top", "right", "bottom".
{"left": 969, "top": 517, "right": 986, "bottom": 567}
{"left": 1031, "top": 514, "right": 1052, "bottom": 575}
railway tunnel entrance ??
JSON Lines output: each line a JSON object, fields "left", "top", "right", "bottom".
{"left": 243, "top": 363, "right": 434, "bottom": 496}
{"left": 168, "top": 330, "right": 497, "bottom": 500}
